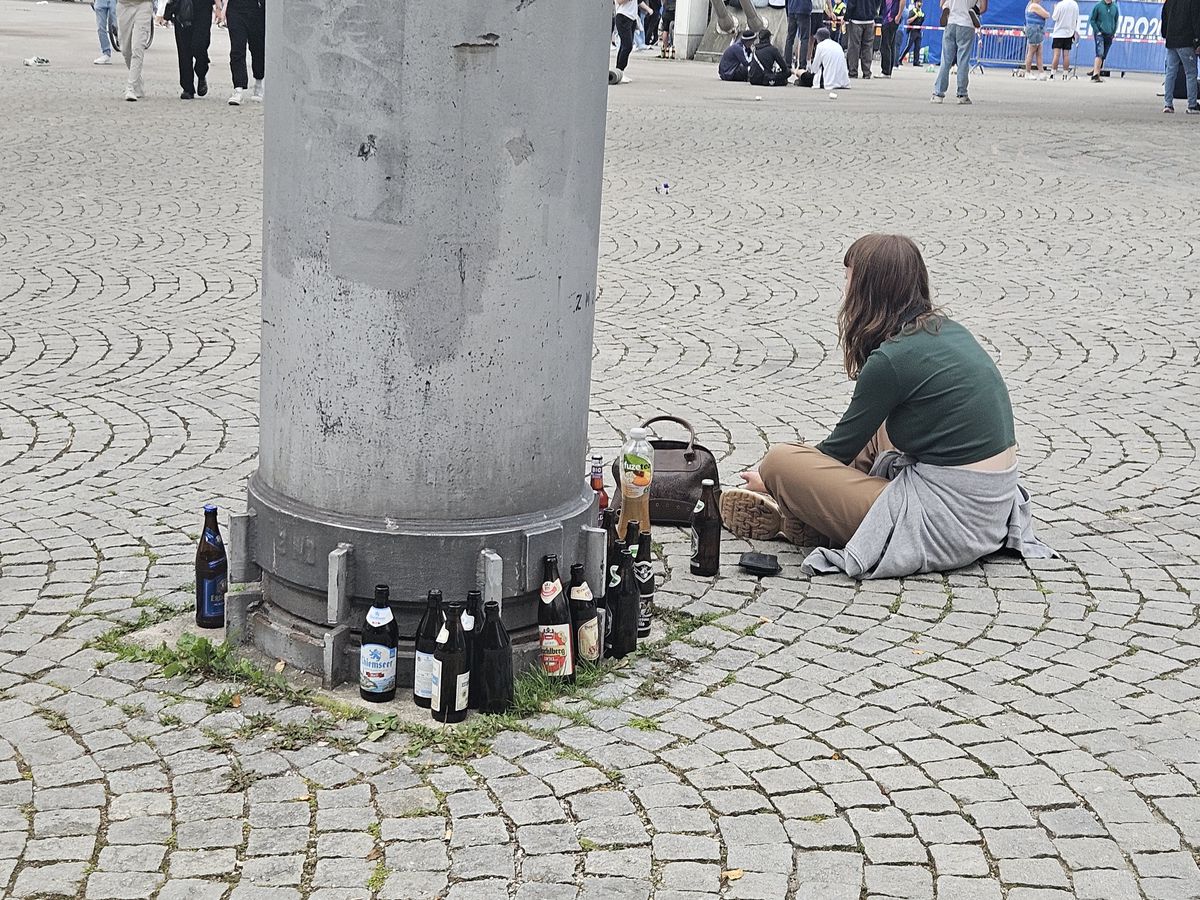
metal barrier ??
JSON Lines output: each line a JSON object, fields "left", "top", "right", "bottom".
{"left": 905, "top": 23, "right": 1166, "bottom": 77}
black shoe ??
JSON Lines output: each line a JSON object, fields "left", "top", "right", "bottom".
{"left": 197, "top": 77, "right": 208, "bottom": 97}
{"left": 181, "top": 91, "right": 195, "bottom": 100}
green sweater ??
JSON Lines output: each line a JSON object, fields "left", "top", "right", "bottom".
{"left": 1089, "top": 0, "right": 1120, "bottom": 35}
{"left": 817, "top": 317, "right": 1016, "bottom": 467}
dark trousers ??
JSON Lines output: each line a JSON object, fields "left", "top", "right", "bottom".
{"left": 880, "top": 21, "right": 898, "bottom": 74}
{"left": 785, "top": 13, "right": 812, "bottom": 66}
{"left": 644, "top": 10, "right": 660, "bottom": 45}
{"left": 902, "top": 26, "right": 922, "bottom": 63}
{"left": 174, "top": 1, "right": 213, "bottom": 94}
{"left": 615, "top": 14, "right": 635, "bottom": 70}
{"left": 227, "top": 0, "right": 265, "bottom": 89}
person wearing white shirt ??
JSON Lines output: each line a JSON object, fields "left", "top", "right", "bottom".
{"left": 116, "top": 0, "right": 165, "bottom": 101}
{"left": 614, "top": 0, "right": 639, "bottom": 81}
{"left": 931, "top": 0, "right": 986, "bottom": 103}
{"left": 1048, "top": 0, "right": 1079, "bottom": 78}
{"left": 806, "top": 27, "right": 852, "bottom": 88}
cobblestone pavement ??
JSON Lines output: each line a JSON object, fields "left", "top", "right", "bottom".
{"left": 3, "top": 2, "right": 1199, "bottom": 898}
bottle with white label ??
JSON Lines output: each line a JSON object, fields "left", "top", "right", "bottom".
{"left": 538, "top": 555, "right": 575, "bottom": 683}
{"left": 431, "top": 600, "right": 469, "bottom": 723}
{"left": 568, "top": 563, "right": 601, "bottom": 667}
{"left": 412, "top": 590, "right": 443, "bottom": 709}
{"left": 463, "top": 590, "right": 483, "bottom": 709}
{"left": 359, "top": 585, "right": 398, "bottom": 702}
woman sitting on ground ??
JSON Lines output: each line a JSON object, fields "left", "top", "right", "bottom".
{"left": 719, "top": 233, "right": 1053, "bottom": 579}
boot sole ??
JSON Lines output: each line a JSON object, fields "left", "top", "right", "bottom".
{"left": 718, "top": 488, "right": 782, "bottom": 541}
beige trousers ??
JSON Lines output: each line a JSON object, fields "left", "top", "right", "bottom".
{"left": 118, "top": 0, "right": 153, "bottom": 94}
{"left": 758, "top": 425, "right": 894, "bottom": 547}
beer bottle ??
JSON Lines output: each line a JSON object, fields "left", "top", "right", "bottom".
{"left": 590, "top": 455, "right": 609, "bottom": 528}
{"left": 463, "top": 590, "right": 483, "bottom": 709}
{"left": 616, "top": 427, "right": 654, "bottom": 540}
{"left": 412, "top": 590, "right": 443, "bottom": 708}
{"left": 601, "top": 508, "right": 619, "bottom": 602}
{"left": 194, "top": 504, "right": 227, "bottom": 629}
{"left": 431, "top": 600, "right": 469, "bottom": 724}
{"left": 538, "top": 555, "right": 575, "bottom": 683}
{"left": 475, "top": 600, "right": 513, "bottom": 714}
{"left": 691, "top": 479, "right": 722, "bottom": 576}
{"left": 568, "top": 563, "right": 601, "bottom": 667}
{"left": 609, "top": 544, "right": 640, "bottom": 659}
{"left": 635, "top": 532, "right": 655, "bottom": 639}
{"left": 359, "top": 585, "right": 399, "bottom": 702}
{"left": 624, "top": 519, "right": 641, "bottom": 555}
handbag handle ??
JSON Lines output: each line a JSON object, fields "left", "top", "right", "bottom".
{"left": 639, "top": 415, "right": 698, "bottom": 461}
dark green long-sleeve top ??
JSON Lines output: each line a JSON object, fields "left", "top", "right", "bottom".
{"left": 816, "top": 317, "right": 1016, "bottom": 467}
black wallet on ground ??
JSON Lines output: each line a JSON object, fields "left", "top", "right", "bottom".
{"left": 738, "top": 552, "right": 782, "bottom": 577}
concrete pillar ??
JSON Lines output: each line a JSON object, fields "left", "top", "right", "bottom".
{"left": 677, "top": 0, "right": 718, "bottom": 58}
{"left": 244, "top": 0, "right": 611, "bottom": 682}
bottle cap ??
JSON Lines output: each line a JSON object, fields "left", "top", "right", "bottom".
{"left": 629, "top": 427, "right": 649, "bottom": 439}
{"left": 544, "top": 554, "right": 559, "bottom": 565}
{"left": 701, "top": 478, "right": 714, "bottom": 486}
{"left": 204, "top": 504, "right": 217, "bottom": 513}
{"left": 483, "top": 599, "right": 501, "bottom": 613}
{"left": 591, "top": 454, "right": 603, "bottom": 462}
{"left": 428, "top": 590, "right": 443, "bottom": 604}
{"left": 466, "top": 590, "right": 482, "bottom": 603}
{"left": 374, "top": 584, "right": 390, "bottom": 603}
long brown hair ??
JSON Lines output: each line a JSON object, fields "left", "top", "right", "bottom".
{"left": 839, "top": 234, "right": 939, "bottom": 379}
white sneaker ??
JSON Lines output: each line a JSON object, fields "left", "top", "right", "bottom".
{"left": 124, "top": 88, "right": 137, "bottom": 102}
{"left": 251, "top": 79, "right": 264, "bottom": 101}
{"left": 94, "top": 54, "right": 112, "bottom": 66}
{"left": 930, "top": 94, "right": 943, "bottom": 103}
{"left": 228, "top": 87, "right": 243, "bottom": 106}
{"left": 619, "top": 72, "right": 633, "bottom": 83}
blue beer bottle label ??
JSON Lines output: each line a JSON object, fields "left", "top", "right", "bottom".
{"left": 198, "top": 575, "right": 226, "bottom": 620}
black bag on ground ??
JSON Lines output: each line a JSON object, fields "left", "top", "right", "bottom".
{"left": 611, "top": 416, "right": 722, "bottom": 527}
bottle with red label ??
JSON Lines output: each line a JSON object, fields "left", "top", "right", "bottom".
{"left": 538, "top": 555, "right": 575, "bottom": 683}
{"left": 589, "top": 455, "right": 608, "bottom": 527}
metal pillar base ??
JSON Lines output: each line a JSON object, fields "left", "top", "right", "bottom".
{"left": 236, "top": 480, "right": 604, "bottom": 687}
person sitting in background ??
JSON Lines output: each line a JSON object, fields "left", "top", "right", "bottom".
{"left": 719, "top": 29, "right": 756, "bottom": 80}
{"left": 719, "top": 233, "right": 1053, "bottom": 580}
{"left": 750, "top": 29, "right": 792, "bottom": 84}
{"left": 1087, "top": 0, "right": 1119, "bottom": 81}
{"left": 805, "top": 26, "right": 852, "bottom": 87}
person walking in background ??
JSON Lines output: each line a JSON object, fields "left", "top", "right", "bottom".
{"left": 160, "top": 0, "right": 214, "bottom": 99}
{"left": 643, "top": 0, "right": 661, "bottom": 47}
{"left": 1022, "top": 0, "right": 1050, "bottom": 76}
{"left": 217, "top": 0, "right": 265, "bottom": 105}
{"left": 880, "top": 0, "right": 904, "bottom": 75}
{"left": 1087, "top": 0, "right": 1119, "bottom": 80}
{"left": 659, "top": 0, "right": 677, "bottom": 57}
{"left": 786, "top": 0, "right": 814, "bottom": 69}
{"left": 900, "top": 0, "right": 926, "bottom": 65}
{"left": 93, "top": 0, "right": 118, "bottom": 65}
{"left": 843, "top": 0, "right": 877, "bottom": 77}
{"left": 1161, "top": 0, "right": 1200, "bottom": 112}
{"left": 1048, "top": 0, "right": 1079, "bottom": 78}
{"left": 116, "top": 0, "right": 156, "bottom": 100}
{"left": 809, "top": 0, "right": 831, "bottom": 63}
{"left": 932, "top": 0, "right": 986, "bottom": 102}
{"left": 614, "top": 0, "right": 639, "bottom": 82}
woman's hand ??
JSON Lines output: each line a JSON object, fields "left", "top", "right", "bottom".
{"left": 738, "top": 470, "right": 767, "bottom": 493}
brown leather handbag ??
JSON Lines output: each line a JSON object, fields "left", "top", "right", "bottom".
{"left": 610, "top": 416, "right": 722, "bottom": 527}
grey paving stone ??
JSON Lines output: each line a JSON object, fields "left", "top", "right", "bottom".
{"left": 84, "top": 871, "right": 166, "bottom": 899}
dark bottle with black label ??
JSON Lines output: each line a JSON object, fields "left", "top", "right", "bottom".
{"left": 432, "top": 600, "right": 469, "bottom": 724}
{"left": 624, "top": 519, "right": 641, "bottom": 556}
{"left": 412, "top": 590, "right": 443, "bottom": 709}
{"left": 463, "top": 590, "right": 483, "bottom": 709}
{"left": 568, "top": 563, "right": 601, "bottom": 667}
{"left": 691, "top": 479, "right": 722, "bottom": 576}
{"left": 605, "top": 539, "right": 627, "bottom": 653}
{"left": 475, "top": 600, "right": 513, "bottom": 714}
{"left": 609, "top": 544, "right": 640, "bottom": 659}
{"left": 359, "top": 585, "right": 398, "bottom": 703}
{"left": 195, "top": 504, "right": 227, "bottom": 629}
{"left": 635, "top": 532, "right": 655, "bottom": 639}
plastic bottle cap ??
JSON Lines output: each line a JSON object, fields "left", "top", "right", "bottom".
{"left": 629, "top": 427, "right": 649, "bottom": 439}
{"left": 701, "top": 479, "right": 714, "bottom": 486}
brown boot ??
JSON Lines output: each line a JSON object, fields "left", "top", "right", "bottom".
{"left": 718, "top": 488, "right": 783, "bottom": 541}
